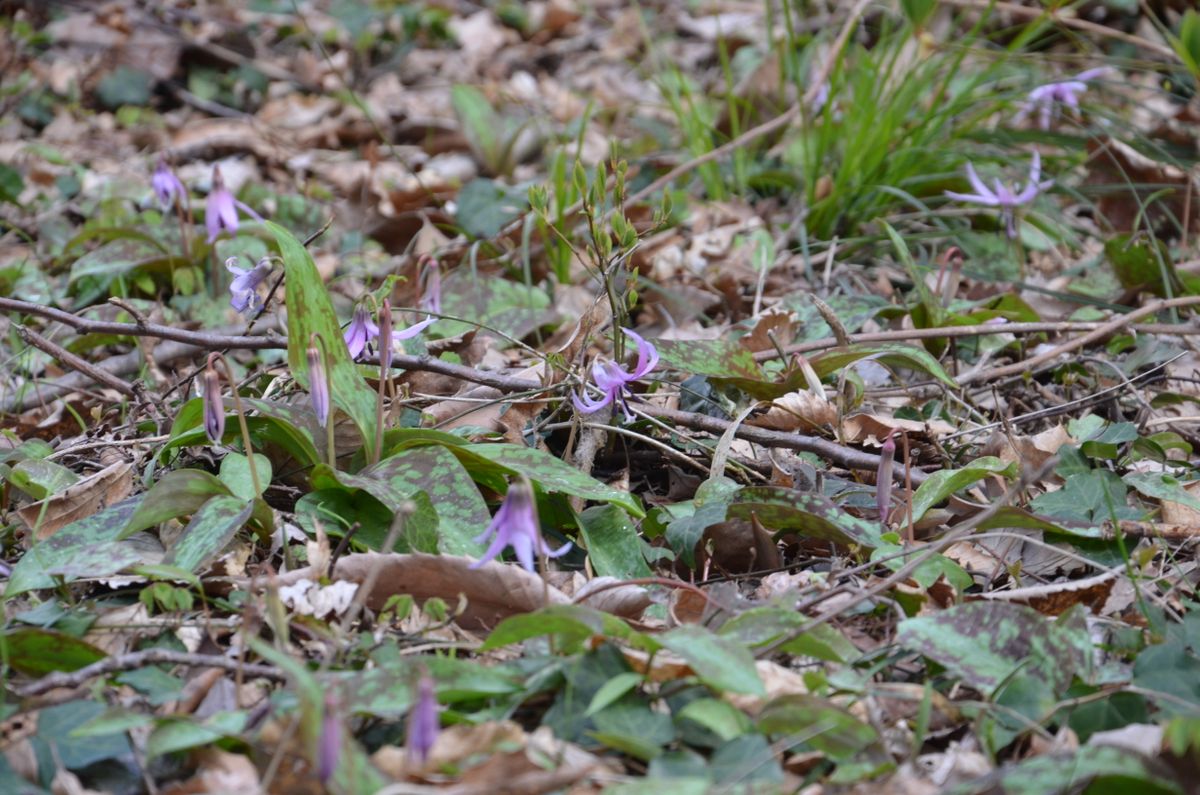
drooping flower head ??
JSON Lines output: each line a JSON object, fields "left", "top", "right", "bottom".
{"left": 205, "top": 164, "right": 264, "bottom": 243}
{"left": 572, "top": 328, "right": 659, "bottom": 422}
{"left": 418, "top": 256, "right": 442, "bottom": 315}
{"left": 202, "top": 355, "right": 224, "bottom": 444}
{"left": 944, "top": 152, "right": 1053, "bottom": 238}
{"left": 307, "top": 338, "right": 330, "bottom": 427}
{"left": 877, "top": 431, "right": 897, "bottom": 527}
{"left": 342, "top": 268, "right": 441, "bottom": 362}
{"left": 151, "top": 157, "right": 185, "bottom": 209}
{"left": 406, "top": 672, "right": 440, "bottom": 766}
{"left": 470, "top": 476, "right": 570, "bottom": 573}
{"left": 1018, "top": 67, "right": 1112, "bottom": 130}
{"left": 225, "top": 256, "right": 272, "bottom": 314}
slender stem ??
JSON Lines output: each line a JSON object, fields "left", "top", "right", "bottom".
{"left": 311, "top": 334, "right": 337, "bottom": 472}
{"left": 210, "top": 353, "right": 262, "bottom": 497}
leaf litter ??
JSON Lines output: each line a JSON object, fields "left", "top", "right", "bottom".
{"left": 3, "top": 1, "right": 1200, "bottom": 793}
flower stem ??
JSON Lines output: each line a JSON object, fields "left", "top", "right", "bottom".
{"left": 210, "top": 353, "right": 262, "bottom": 497}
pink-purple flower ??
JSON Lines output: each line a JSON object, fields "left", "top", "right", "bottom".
{"left": 225, "top": 256, "right": 272, "bottom": 314}
{"left": 317, "top": 692, "right": 342, "bottom": 783}
{"left": 572, "top": 328, "right": 659, "bottom": 422}
{"left": 1018, "top": 67, "right": 1112, "bottom": 130}
{"left": 343, "top": 269, "right": 441, "bottom": 361}
{"left": 406, "top": 673, "right": 440, "bottom": 765}
{"left": 470, "top": 477, "right": 570, "bottom": 573}
{"left": 307, "top": 342, "right": 330, "bottom": 426}
{"left": 944, "top": 152, "right": 1053, "bottom": 239}
{"left": 151, "top": 158, "right": 185, "bottom": 209}
{"left": 205, "top": 165, "right": 263, "bottom": 243}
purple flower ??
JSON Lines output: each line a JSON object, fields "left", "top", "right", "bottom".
{"left": 877, "top": 432, "right": 896, "bottom": 527}
{"left": 1018, "top": 67, "right": 1112, "bottom": 130}
{"left": 470, "top": 477, "right": 570, "bottom": 573}
{"left": 307, "top": 343, "right": 330, "bottom": 426}
{"left": 205, "top": 165, "right": 263, "bottom": 243}
{"left": 419, "top": 259, "right": 442, "bottom": 315}
{"left": 318, "top": 693, "right": 342, "bottom": 784}
{"left": 151, "top": 158, "right": 184, "bottom": 209}
{"left": 225, "top": 256, "right": 271, "bottom": 314}
{"left": 342, "top": 281, "right": 439, "bottom": 362}
{"left": 944, "top": 152, "right": 1053, "bottom": 238}
{"left": 202, "top": 360, "right": 224, "bottom": 444}
{"left": 572, "top": 328, "right": 659, "bottom": 422}
{"left": 406, "top": 674, "right": 440, "bottom": 765}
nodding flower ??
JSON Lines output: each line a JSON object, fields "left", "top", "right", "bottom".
{"left": 406, "top": 673, "right": 440, "bottom": 765}
{"left": 307, "top": 342, "right": 330, "bottom": 426}
{"left": 1018, "top": 67, "right": 1112, "bottom": 130}
{"left": 343, "top": 267, "right": 441, "bottom": 361}
{"left": 202, "top": 358, "right": 224, "bottom": 444}
{"left": 225, "top": 256, "right": 272, "bottom": 314}
{"left": 205, "top": 165, "right": 263, "bottom": 243}
{"left": 151, "top": 158, "right": 185, "bottom": 209}
{"left": 877, "top": 432, "right": 897, "bottom": 527}
{"left": 572, "top": 328, "right": 659, "bottom": 422}
{"left": 944, "top": 152, "right": 1053, "bottom": 239}
{"left": 469, "top": 476, "right": 570, "bottom": 573}
{"left": 317, "top": 692, "right": 342, "bottom": 784}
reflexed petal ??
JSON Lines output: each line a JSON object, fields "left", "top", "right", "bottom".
{"left": 623, "top": 328, "right": 659, "bottom": 379}
{"left": 391, "top": 316, "right": 436, "bottom": 341}
{"left": 591, "top": 360, "right": 628, "bottom": 392}
{"left": 572, "top": 388, "right": 613, "bottom": 414}
{"left": 944, "top": 190, "right": 1000, "bottom": 207}
{"left": 964, "top": 162, "right": 996, "bottom": 202}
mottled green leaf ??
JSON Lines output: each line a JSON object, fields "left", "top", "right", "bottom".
{"left": 6, "top": 498, "right": 145, "bottom": 596}
{"left": 910, "top": 456, "right": 1017, "bottom": 523}
{"left": 482, "top": 604, "right": 631, "bottom": 652}
{"left": 897, "top": 602, "right": 1090, "bottom": 696}
{"left": 164, "top": 495, "right": 253, "bottom": 574}
{"left": 218, "top": 453, "right": 271, "bottom": 500}
{"left": 757, "top": 694, "right": 878, "bottom": 759}
{"left": 654, "top": 339, "right": 764, "bottom": 381}
{"left": 121, "top": 469, "right": 230, "bottom": 539}
{"left": 944, "top": 745, "right": 1182, "bottom": 795}
{"left": 719, "top": 607, "right": 859, "bottom": 662}
{"left": 809, "top": 343, "right": 956, "bottom": 387}
{"left": 1125, "top": 472, "right": 1200, "bottom": 513}
{"left": 35, "top": 701, "right": 130, "bottom": 771}
{"left": 438, "top": 268, "right": 554, "bottom": 342}
{"left": 727, "top": 486, "right": 884, "bottom": 548}
{"left": 162, "top": 397, "right": 322, "bottom": 469}
{"left": 659, "top": 625, "right": 765, "bottom": 696}
{"left": 452, "top": 443, "right": 644, "bottom": 517}
{"left": 578, "top": 504, "right": 652, "bottom": 578}
{"left": 2, "top": 627, "right": 106, "bottom": 676}
{"left": 269, "top": 221, "right": 378, "bottom": 459}
{"left": 5, "top": 459, "right": 79, "bottom": 500}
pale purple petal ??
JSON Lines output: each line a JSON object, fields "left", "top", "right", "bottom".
{"left": 343, "top": 306, "right": 376, "bottom": 360}
{"left": 623, "top": 328, "right": 659, "bottom": 379}
{"left": 152, "top": 160, "right": 184, "bottom": 209}
{"left": 877, "top": 433, "right": 896, "bottom": 525}
{"left": 591, "top": 360, "right": 628, "bottom": 393}
{"left": 406, "top": 675, "right": 440, "bottom": 765}
{"left": 307, "top": 346, "right": 329, "bottom": 426}
{"left": 965, "top": 162, "right": 996, "bottom": 202}
{"left": 572, "top": 389, "right": 613, "bottom": 414}
{"left": 944, "top": 190, "right": 1000, "bottom": 207}
{"left": 390, "top": 316, "right": 436, "bottom": 342}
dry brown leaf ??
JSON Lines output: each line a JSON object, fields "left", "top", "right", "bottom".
{"left": 840, "top": 414, "right": 957, "bottom": 445}
{"left": 1159, "top": 479, "right": 1200, "bottom": 525}
{"left": 983, "top": 424, "right": 1071, "bottom": 472}
{"left": 157, "top": 749, "right": 262, "bottom": 795}
{"left": 572, "top": 577, "right": 652, "bottom": 619}
{"left": 973, "top": 570, "right": 1119, "bottom": 616}
{"left": 17, "top": 459, "right": 133, "bottom": 540}
{"left": 749, "top": 390, "right": 837, "bottom": 432}
{"left": 267, "top": 553, "right": 571, "bottom": 629}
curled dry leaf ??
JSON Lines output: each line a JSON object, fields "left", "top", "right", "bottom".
{"left": 840, "top": 414, "right": 957, "bottom": 445}
{"left": 749, "top": 389, "right": 837, "bottom": 432}
{"left": 266, "top": 552, "right": 571, "bottom": 630}
{"left": 973, "top": 569, "right": 1119, "bottom": 616}
{"left": 983, "top": 424, "right": 1071, "bottom": 472}
{"left": 571, "top": 576, "right": 652, "bottom": 619}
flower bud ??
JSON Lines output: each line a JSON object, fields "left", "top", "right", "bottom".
{"left": 202, "top": 359, "right": 224, "bottom": 444}
{"left": 307, "top": 342, "right": 329, "bottom": 426}
{"left": 877, "top": 432, "right": 897, "bottom": 527}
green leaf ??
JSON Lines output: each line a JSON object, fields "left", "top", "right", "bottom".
{"left": 5, "top": 458, "right": 79, "bottom": 499}
{"left": 0, "top": 162, "right": 23, "bottom": 205}
{"left": 316, "top": 445, "right": 488, "bottom": 555}
{"left": 757, "top": 694, "right": 878, "bottom": 759}
{"left": 6, "top": 497, "right": 145, "bottom": 596}
{"left": 164, "top": 495, "right": 254, "bottom": 574}
{"left": 909, "top": 456, "right": 1017, "bottom": 524}
{"left": 727, "top": 487, "right": 884, "bottom": 548}
{"left": 654, "top": 339, "right": 765, "bottom": 381}
{"left": 121, "top": 469, "right": 231, "bottom": 540}
{"left": 161, "top": 397, "right": 322, "bottom": 469}
{"left": 1125, "top": 472, "right": 1200, "bottom": 513}
{"left": 95, "top": 65, "right": 153, "bottom": 108}
{"left": 585, "top": 671, "right": 645, "bottom": 717}
{"left": 437, "top": 268, "right": 553, "bottom": 342}
{"left": 719, "top": 607, "right": 859, "bottom": 662}
{"left": 35, "top": 701, "right": 130, "bottom": 771}
{"left": 659, "top": 625, "right": 765, "bottom": 696}
{"left": 897, "top": 602, "right": 1090, "bottom": 696}
{"left": 268, "top": 220, "right": 378, "bottom": 460}
{"left": 482, "top": 604, "right": 631, "bottom": 653}
{"left": 452, "top": 443, "right": 644, "bottom": 517}
{"left": 676, "top": 698, "right": 752, "bottom": 742}
{"left": 1133, "top": 637, "right": 1200, "bottom": 715}
{"left": 145, "top": 712, "right": 248, "bottom": 759}
{"left": 218, "top": 453, "right": 272, "bottom": 499}
{"left": 2, "top": 627, "right": 106, "bottom": 676}
{"left": 809, "top": 343, "right": 956, "bottom": 387}
{"left": 664, "top": 477, "right": 739, "bottom": 567}
{"left": 455, "top": 178, "right": 529, "bottom": 237}
{"left": 578, "top": 504, "right": 653, "bottom": 578}
{"left": 944, "top": 745, "right": 1183, "bottom": 795}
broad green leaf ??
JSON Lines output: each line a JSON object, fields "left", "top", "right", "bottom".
{"left": 1132, "top": 637, "right": 1200, "bottom": 715}
{"left": 665, "top": 477, "right": 739, "bottom": 567}
{"left": 455, "top": 178, "right": 529, "bottom": 237}
{"left": 727, "top": 486, "right": 884, "bottom": 548}
{"left": 5, "top": 459, "right": 79, "bottom": 499}
{"left": 676, "top": 698, "right": 752, "bottom": 742}
{"left": 719, "top": 607, "right": 859, "bottom": 662}
{"left": 162, "top": 397, "right": 322, "bottom": 468}
{"left": 482, "top": 604, "right": 631, "bottom": 652}
{"left": 35, "top": 701, "right": 130, "bottom": 771}
{"left": 578, "top": 504, "right": 653, "bottom": 578}
{"left": 659, "top": 625, "right": 765, "bottom": 696}
{"left": 452, "top": 443, "right": 644, "bottom": 517}
{"left": 164, "top": 495, "right": 254, "bottom": 574}
{"left": 897, "top": 602, "right": 1090, "bottom": 696}
{"left": 218, "top": 453, "right": 272, "bottom": 500}
{"left": 654, "top": 339, "right": 764, "bottom": 381}
{"left": 315, "top": 445, "right": 488, "bottom": 555}
{"left": 944, "top": 745, "right": 1183, "bottom": 795}
{"left": 1124, "top": 472, "right": 1200, "bottom": 514}
{"left": 871, "top": 539, "right": 973, "bottom": 592}
{"left": 809, "top": 343, "right": 956, "bottom": 387}
{"left": 2, "top": 627, "right": 106, "bottom": 676}
{"left": 585, "top": 671, "right": 645, "bottom": 717}
{"left": 145, "top": 712, "right": 247, "bottom": 758}
{"left": 121, "top": 469, "right": 230, "bottom": 539}
{"left": 6, "top": 497, "right": 145, "bottom": 595}
{"left": 909, "top": 456, "right": 1017, "bottom": 524}
{"left": 589, "top": 698, "right": 675, "bottom": 760}
{"left": 437, "top": 268, "right": 553, "bottom": 341}
{"left": 268, "top": 220, "right": 378, "bottom": 459}
{"left": 757, "top": 695, "right": 878, "bottom": 759}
